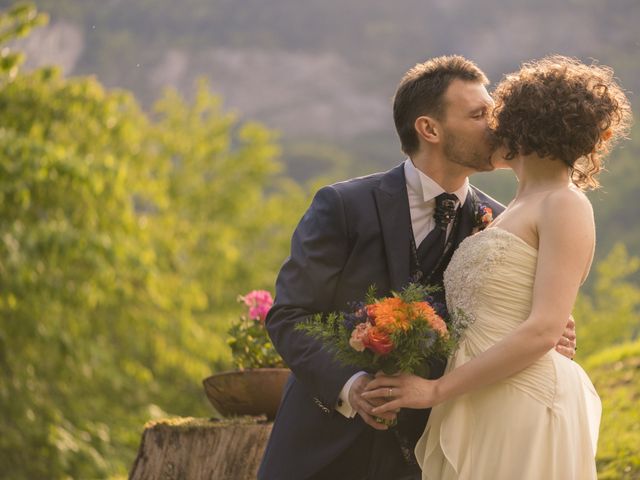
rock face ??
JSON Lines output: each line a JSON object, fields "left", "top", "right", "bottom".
{"left": 17, "top": 2, "right": 640, "bottom": 143}
{"left": 148, "top": 47, "right": 388, "bottom": 139}
{"left": 129, "top": 417, "right": 273, "bottom": 480}
{"left": 202, "top": 48, "right": 388, "bottom": 138}
{"left": 13, "top": 21, "right": 85, "bottom": 75}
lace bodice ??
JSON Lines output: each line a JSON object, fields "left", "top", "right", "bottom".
{"left": 444, "top": 227, "right": 539, "bottom": 344}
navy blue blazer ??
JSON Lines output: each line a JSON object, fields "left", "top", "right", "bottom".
{"left": 259, "top": 163, "right": 505, "bottom": 479}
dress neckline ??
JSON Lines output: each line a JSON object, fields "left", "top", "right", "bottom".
{"left": 482, "top": 226, "right": 538, "bottom": 253}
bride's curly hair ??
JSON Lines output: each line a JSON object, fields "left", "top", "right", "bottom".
{"left": 490, "top": 55, "right": 632, "bottom": 190}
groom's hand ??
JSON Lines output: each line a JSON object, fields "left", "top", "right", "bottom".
{"left": 555, "top": 316, "right": 577, "bottom": 359}
{"left": 349, "top": 375, "right": 397, "bottom": 430}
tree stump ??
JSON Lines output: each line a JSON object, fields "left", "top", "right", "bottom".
{"left": 129, "top": 416, "right": 273, "bottom": 480}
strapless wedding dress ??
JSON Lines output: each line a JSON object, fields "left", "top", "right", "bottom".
{"left": 415, "top": 227, "right": 601, "bottom": 480}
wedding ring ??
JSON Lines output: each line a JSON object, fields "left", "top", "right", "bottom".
{"left": 387, "top": 388, "right": 393, "bottom": 399}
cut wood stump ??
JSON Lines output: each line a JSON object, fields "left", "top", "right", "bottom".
{"left": 129, "top": 416, "right": 272, "bottom": 480}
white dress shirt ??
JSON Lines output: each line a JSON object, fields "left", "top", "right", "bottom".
{"left": 335, "top": 159, "right": 469, "bottom": 418}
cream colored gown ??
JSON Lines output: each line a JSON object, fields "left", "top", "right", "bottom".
{"left": 415, "top": 227, "right": 601, "bottom": 480}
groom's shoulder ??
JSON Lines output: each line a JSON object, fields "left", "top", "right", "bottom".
{"left": 469, "top": 184, "right": 507, "bottom": 214}
{"left": 305, "top": 166, "right": 400, "bottom": 220}
{"left": 328, "top": 163, "right": 403, "bottom": 197}
{"left": 331, "top": 172, "right": 384, "bottom": 193}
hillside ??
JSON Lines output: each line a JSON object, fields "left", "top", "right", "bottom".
{"left": 6, "top": 0, "right": 637, "bottom": 261}
{"left": 11, "top": 0, "right": 639, "bottom": 140}
{"left": 584, "top": 341, "right": 640, "bottom": 479}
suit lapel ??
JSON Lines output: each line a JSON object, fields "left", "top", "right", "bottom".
{"left": 452, "top": 187, "right": 478, "bottom": 249}
{"left": 373, "top": 164, "right": 412, "bottom": 292}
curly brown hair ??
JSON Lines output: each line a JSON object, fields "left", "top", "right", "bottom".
{"left": 490, "top": 55, "right": 632, "bottom": 189}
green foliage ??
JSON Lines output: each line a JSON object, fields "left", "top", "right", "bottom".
{"left": 575, "top": 245, "right": 640, "bottom": 477}
{"left": 393, "top": 282, "right": 440, "bottom": 303}
{"left": 0, "top": 70, "right": 157, "bottom": 478}
{"left": 363, "top": 284, "right": 379, "bottom": 305}
{"left": 0, "top": 5, "right": 310, "bottom": 478}
{"left": 227, "top": 317, "right": 285, "bottom": 370}
{"left": 297, "top": 310, "right": 368, "bottom": 365}
{"left": 584, "top": 341, "right": 640, "bottom": 479}
{"left": 590, "top": 124, "right": 640, "bottom": 260}
{"left": 282, "top": 139, "right": 353, "bottom": 184}
{"left": 0, "top": 3, "right": 47, "bottom": 84}
{"left": 574, "top": 244, "right": 640, "bottom": 359}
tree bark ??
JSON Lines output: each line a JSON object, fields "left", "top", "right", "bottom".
{"left": 129, "top": 417, "right": 272, "bottom": 480}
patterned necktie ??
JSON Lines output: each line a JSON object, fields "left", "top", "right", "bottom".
{"left": 416, "top": 192, "right": 459, "bottom": 279}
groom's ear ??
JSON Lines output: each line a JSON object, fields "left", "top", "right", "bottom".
{"left": 415, "top": 116, "right": 441, "bottom": 144}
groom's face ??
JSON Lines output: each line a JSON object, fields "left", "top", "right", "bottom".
{"left": 440, "top": 80, "right": 495, "bottom": 172}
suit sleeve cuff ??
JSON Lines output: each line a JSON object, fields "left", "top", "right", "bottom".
{"left": 335, "top": 371, "right": 367, "bottom": 418}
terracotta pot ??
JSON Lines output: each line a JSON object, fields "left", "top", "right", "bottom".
{"left": 203, "top": 368, "right": 291, "bottom": 420}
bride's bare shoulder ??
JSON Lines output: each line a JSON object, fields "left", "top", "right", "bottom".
{"left": 539, "top": 186, "right": 594, "bottom": 234}
{"left": 546, "top": 186, "right": 592, "bottom": 212}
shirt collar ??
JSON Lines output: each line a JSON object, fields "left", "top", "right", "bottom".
{"left": 404, "top": 158, "right": 469, "bottom": 206}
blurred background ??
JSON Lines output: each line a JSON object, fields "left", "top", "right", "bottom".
{"left": 0, "top": 1, "right": 637, "bottom": 478}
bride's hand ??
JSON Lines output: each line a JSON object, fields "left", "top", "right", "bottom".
{"left": 361, "top": 371, "right": 441, "bottom": 414}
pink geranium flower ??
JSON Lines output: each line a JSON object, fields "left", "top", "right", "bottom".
{"left": 239, "top": 290, "right": 274, "bottom": 322}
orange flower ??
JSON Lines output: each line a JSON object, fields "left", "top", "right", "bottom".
{"left": 412, "top": 301, "right": 436, "bottom": 319}
{"left": 363, "top": 326, "right": 394, "bottom": 355}
{"left": 413, "top": 301, "right": 448, "bottom": 337}
{"left": 428, "top": 315, "right": 449, "bottom": 337}
{"left": 481, "top": 206, "right": 493, "bottom": 225}
{"left": 368, "top": 297, "right": 410, "bottom": 332}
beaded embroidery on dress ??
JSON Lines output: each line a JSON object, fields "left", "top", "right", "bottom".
{"left": 415, "top": 227, "right": 601, "bottom": 480}
{"left": 443, "top": 227, "right": 510, "bottom": 327}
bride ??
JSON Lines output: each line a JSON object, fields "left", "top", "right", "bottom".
{"left": 362, "top": 56, "right": 631, "bottom": 479}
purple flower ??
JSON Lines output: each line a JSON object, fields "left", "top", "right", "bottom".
{"left": 432, "top": 301, "right": 448, "bottom": 320}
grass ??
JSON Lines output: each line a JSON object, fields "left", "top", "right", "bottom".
{"left": 584, "top": 340, "right": 640, "bottom": 479}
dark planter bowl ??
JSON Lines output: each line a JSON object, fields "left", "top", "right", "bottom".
{"left": 203, "top": 368, "right": 290, "bottom": 420}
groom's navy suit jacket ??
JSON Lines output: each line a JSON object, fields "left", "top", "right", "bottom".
{"left": 259, "top": 163, "right": 504, "bottom": 480}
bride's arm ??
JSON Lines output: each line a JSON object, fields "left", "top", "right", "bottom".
{"left": 365, "top": 189, "right": 595, "bottom": 411}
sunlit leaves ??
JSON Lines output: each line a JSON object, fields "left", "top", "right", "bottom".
{"left": 0, "top": 9, "right": 308, "bottom": 478}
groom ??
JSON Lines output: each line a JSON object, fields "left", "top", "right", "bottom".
{"left": 259, "top": 56, "right": 576, "bottom": 480}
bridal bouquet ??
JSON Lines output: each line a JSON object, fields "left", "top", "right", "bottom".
{"left": 296, "top": 283, "right": 462, "bottom": 375}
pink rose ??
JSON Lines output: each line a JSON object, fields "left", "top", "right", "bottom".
{"left": 349, "top": 322, "right": 370, "bottom": 352}
{"left": 240, "top": 290, "right": 274, "bottom": 322}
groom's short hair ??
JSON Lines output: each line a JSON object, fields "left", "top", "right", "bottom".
{"left": 394, "top": 55, "right": 488, "bottom": 155}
